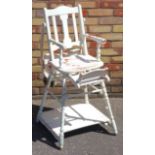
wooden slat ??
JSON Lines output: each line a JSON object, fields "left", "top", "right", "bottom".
{"left": 72, "top": 13, "right": 79, "bottom": 42}
{"left": 60, "top": 14, "right": 72, "bottom": 48}
{"left": 78, "top": 5, "right": 88, "bottom": 55}
{"left": 44, "top": 8, "right": 54, "bottom": 60}
{"left": 52, "top": 16, "right": 59, "bottom": 41}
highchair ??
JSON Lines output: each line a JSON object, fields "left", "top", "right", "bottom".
{"left": 36, "top": 4, "right": 118, "bottom": 149}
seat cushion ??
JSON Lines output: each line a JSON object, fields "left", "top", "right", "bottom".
{"left": 50, "top": 54, "right": 104, "bottom": 74}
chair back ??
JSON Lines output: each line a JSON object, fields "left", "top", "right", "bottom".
{"left": 43, "top": 5, "right": 88, "bottom": 60}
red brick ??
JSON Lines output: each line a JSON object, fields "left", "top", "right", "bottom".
{"left": 32, "top": 2, "right": 47, "bottom": 9}
{"left": 113, "top": 25, "right": 123, "bottom": 32}
{"left": 114, "top": 9, "right": 123, "bottom": 16}
{"left": 48, "top": 87, "right": 62, "bottom": 95}
{"left": 108, "top": 79, "right": 122, "bottom": 85}
{"left": 103, "top": 41, "right": 111, "bottom": 48}
{"left": 97, "top": 0, "right": 123, "bottom": 7}
{"left": 32, "top": 58, "right": 38, "bottom": 65}
{"left": 47, "top": 3, "right": 57, "bottom": 9}
{"left": 32, "top": 80, "right": 44, "bottom": 87}
{"left": 89, "top": 41, "right": 97, "bottom": 48}
{"left": 82, "top": 9, "right": 88, "bottom": 17}
{"left": 32, "top": 26, "right": 37, "bottom": 33}
{"left": 32, "top": 50, "right": 41, "bottom": 57}
{"left": 48, "top": 1, "right": 74, "bottom": 8}
{"left": 113, "top": 48, "right": 123, "bottom": 55}
{"left": 110, "top": 71, "right": 123, "bottom": 78}
{"left": 111, "top": 86, "right": 123, "bottom": 93}
{"left": 99, "top": 17, "right": 122, "bottom": 24}
{"left": 101, "top": 2, "right": 122, "bottom": 8}
{"left": 75, "top": 1, "right": 96, "bottom": 8}
{"left": 118, "top": 2, "right": 123, "bottom": 8}
{"left": 85, "top": 18, "right": 98, "bottom": 25}
{"left": 32, "top": 73, "right": 36, "bottom": 81}
{"left": 89, "top": 25, "right": 112, "bottom": 33}
{"left": 32, "top": 26, "right": 40, "bottom": 34}
{"left": 36, "top": 9, "right": 44, "bottom": 17}
{"left": 32, "top": 87, "right": 40, "bottom": 95}
{"left": 111, "top": 56, "right": 123, "bottom": 62}
{"left": 32, "top": 10, "right": 35, "bottom": 18}
{"left": 101, "top": 33, "right": 123, "bottom": 41}
{"left": 88, "top": 49, "right": 96, "bottom": 57}
{"left": 37, "top": 57, "right": 41, "bottom": 65}
{"left": 101, "top": 57, "right": 112, "bottom": 63}
{"left": 32, "top": 73, "right": 40, "bottom": 80}
{"left": 112, "top": 41, "right": 123, "bottom": 48}
{"left": 32, "top": 42, "right": 39, "bottom": 49}
{"left": 105, "top": 63, "right": 122, "bottom": 71}
{"left": 101, "top": 49, "right": 119, "bottom": 56}
{"left": 88, "top": 40, "right": 111, "bottom": 48}
{"left": 101, "top": 0, "right": 122, "bottom": 1}
{"left": 88, "top": 9, "right": 113, "bottom": 16}
{"left": 32, "top": 18, "right": 43, "bottom": 25}
{"left": 32, "top": 66, "right": 42, "bottom": 72}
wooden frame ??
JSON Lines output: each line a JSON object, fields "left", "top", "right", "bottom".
{"left": 37, "top": 4, "right": 118, "bottom": 149}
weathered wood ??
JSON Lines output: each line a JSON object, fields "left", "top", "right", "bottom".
{"left": 78, "top": 5, "right": 88, "bottom": 55}
{"left": 46, "top": 5, "right": 78, "bottom": 16}
{"left": 52, "top": 16, "right": 59, "bottom": 41}
{"left": 60, "top": 14, "right": 72, "bottom": 48}
{"left": 72, "top": 13, "right": 79, "bottom": 42}
{"left": 37, "top": 5, "right": 118, "bottom": 149}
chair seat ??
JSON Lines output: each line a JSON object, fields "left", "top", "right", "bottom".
{"left": 50, "top": 54, "right": 104, "bottom": 74}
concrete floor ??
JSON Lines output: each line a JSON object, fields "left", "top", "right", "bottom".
{"left": 32, "top": 98, "right": 123, "bottom": 155}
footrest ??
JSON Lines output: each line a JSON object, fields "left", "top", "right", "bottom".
{"left": 38, "top": 103, "right": 110, "bottom": 139}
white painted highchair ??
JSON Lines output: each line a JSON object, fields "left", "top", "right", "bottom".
{"left": 36, "top": 4, "right": 118, "bottom": 149}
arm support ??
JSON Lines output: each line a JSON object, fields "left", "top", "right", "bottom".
{"left": 84, "top": 34, "right": 107, "bottom": 61}
{"left": 85, "top": 34, "right": 106, "bottom": 44}
{"left": 49, "top": 39, "right": 66, "bottom": 49}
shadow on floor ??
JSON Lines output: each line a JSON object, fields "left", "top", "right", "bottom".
{"left": 32, "top": 104, "right": 114, "bottom": 150}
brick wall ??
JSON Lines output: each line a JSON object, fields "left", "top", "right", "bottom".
{"left": 32, "top": 0, "right": 123, "bottom": 97}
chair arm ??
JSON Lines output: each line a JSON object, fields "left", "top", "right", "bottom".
{"left": 49, "top": 39, "right": 66, "bottom": 49}
{"left": 84, "top": 34, "right": 106, "bottom": 60}
{"left": 85, "top": 34, "right": 106, "bottom": 44}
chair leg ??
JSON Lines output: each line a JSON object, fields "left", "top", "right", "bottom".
{"left": 84, "top": 86, "right": 89, "bottom": 104}
{"left": 59, "top": 78, "right": 67, "bottom": 149}
{"left": 36, "top": 74, "right": 53, "bottom": 122}
{"left": 101, "top": 81, "right": 118, "bottom": 135}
